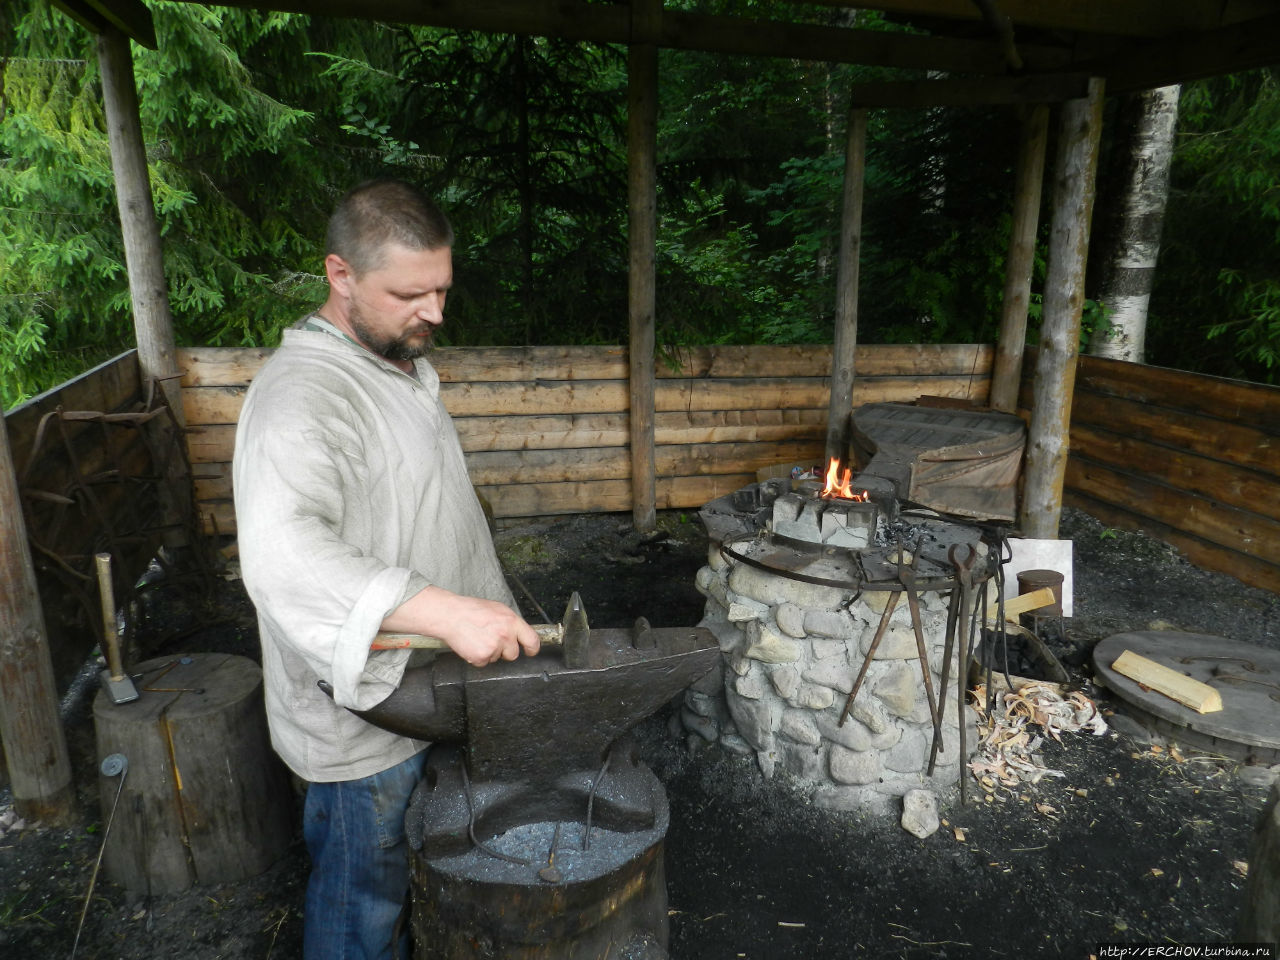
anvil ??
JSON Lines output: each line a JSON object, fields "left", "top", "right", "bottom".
{"left": 323, "top": 596, "right": 719, "bottom": 786}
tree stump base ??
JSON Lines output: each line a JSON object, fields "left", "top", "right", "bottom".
{"left": 92, "top": 653, "right": 293, "bottom": 896}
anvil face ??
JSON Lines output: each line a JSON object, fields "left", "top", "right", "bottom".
{"left": 352, "top": 622, "right": 719, "bottom": 785}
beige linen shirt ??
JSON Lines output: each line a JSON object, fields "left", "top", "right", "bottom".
{"left": 232, "top": 324, "right": 515, "bottom": 782}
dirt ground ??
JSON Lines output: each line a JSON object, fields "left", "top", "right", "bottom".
{"left": 2, "top": 506, "right": 1278, "bottom": 959}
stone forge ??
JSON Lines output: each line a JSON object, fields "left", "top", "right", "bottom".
{"left": 680, "top": 478, "right": 991, "bottom": 815}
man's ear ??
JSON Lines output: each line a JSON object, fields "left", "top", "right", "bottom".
{"left": 325, "top": 253, "right": 355, "bottom": 296}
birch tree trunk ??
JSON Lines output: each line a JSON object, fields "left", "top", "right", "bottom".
{"left": 1088, "top": 84, "right": 1180, "bottom": 362}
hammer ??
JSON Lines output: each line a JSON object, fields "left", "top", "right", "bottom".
{"left": 370, "top": 591, "right": 592, "bottom": 669}
{"left": 95, "top": 552, "right": 139, "bottom": 705}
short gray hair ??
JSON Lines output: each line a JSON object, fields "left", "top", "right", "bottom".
{"left": 325, "top": 180, "right": 454, "bottom": 275}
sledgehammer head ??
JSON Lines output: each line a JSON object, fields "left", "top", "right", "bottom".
{"left": 99, "top": 667, "right": 139, "bottom": 705}
{"left": 560, "top": 591, "right": 590, "bottom": 669}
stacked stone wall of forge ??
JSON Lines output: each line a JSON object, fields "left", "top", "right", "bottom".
{"left": 678, "top": 543, "right": 980, "bottom": 815}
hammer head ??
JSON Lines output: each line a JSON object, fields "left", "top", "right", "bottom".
{"left": 560, "top": 591, "right": 590, "bottom": 669}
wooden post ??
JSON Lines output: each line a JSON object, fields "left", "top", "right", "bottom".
{"left": 97, "top": 26, "right": 191, "bottom": 544}
{"left": 990, "top": 103, "right": 1050, "bottom": 413}
{"left": 0, "top": 420, "right": 75, "bottom": 824}
{"left": 627, "top": 2, "right": 659, "bottom": 532}
{"left": 1020, "top": 79, "right": 1105, "bottom": 538}
{"left": 826, "top": 107, "right": 868, "bottom": 465}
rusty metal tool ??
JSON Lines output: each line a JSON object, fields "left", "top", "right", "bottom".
{"left": 95, "top": 552, "right": 139, "bottom": 705}
{"left": 898, "top": 539, "right": 944, "bottom": 757}
{"left": 372, "top": 591, "right": 592, "bottom": 669}
{"left": 837, "top": 590, "right": 900, "bottom": 727}
{"left": 949, "top": 542, "right": 980, "bottom": 803}
{"left": 71, "top": 753, "right": 128, "bottom": 959}
{"left": 926, "top": 556, "right": 965, "bottom": 778}
{"left": 537, "top": 822, "right": 563, "bottom": 883}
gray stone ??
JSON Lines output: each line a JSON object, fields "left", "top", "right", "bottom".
{"left": 775, "top": 602, "right": 807, "bottom": 638}
{"left": 884, "top": 728, "right": 928, "bottom": 774}
{"left": 873, "top": 663, "right": 921, "bottom": 718}
{"left": 1239, "top": 764, "right": 1280, "bottom": 790}
{"left": 791, "top": 682, "right": 836, "bottom": 711}
{"left": 695, "top": 565, "right": 715, "bottom": 596}
{"left": 744, "top": 623, "right": 803, "bottom": 664}
{"left": 801, "top": 656, "right": 857, "bottom": 694}
{"left": 726, "top": 691, "right": 780, "bottom": 752}
{"left": 901, "top": 789, "right": 940, "bottom": 838}
{"left": 805, "top": 610, "right": 856, "bottom": 639}
{"left": 756, "top": 747, "right": 779, "bottom": 780}
{"left": 812, "top": 784, "right": 894, "bottom": 816}
{"left": 718, "top": 733, "right": 754, "bottom": 757}
{"left": 729, "top": 563, "right": 851, "bottom": 611}
{"left": 689, "top": 658, "right": 725, "bottom": 696}
{"left": 846, "top": 696, "right": 890, "bottom": 735}
{"left": 707, "top": 543, "right": 729, "bottom": 572}
{"left": 684, "top": 689, "right": 719, "bottom": 717}
{"left": 829, "top": 744, "right": 882, "bottom": 785}
{"left": 767, "top": 664, "right": 801, "bottom": 700}
{"left": 779, "top": 709, "right": 822, "bottom": 746}
{"left": 870, "top": 622, "right": 922, "bottom": 660}
{"left": 734, "top": 664, "right": 772, "bottom": 700}
{"left": 681, "top": 706, "right": 719, "bottom": 743}
{"left": 810, "top": 638, "right": 846, "bottom": 661}
{"left": 777, "top": 737, "right": 827, "bottom": 781}
{"left": 703, "top": 618, "right": 745, "bottom": 655}
{"left": 728, "top": 598, "right": 769, "bottom": 623}
{"left": 727, "top": 652, "right": 751, "bottom": 677}
{"left": 815, "top": 707, "right": 873, "bottom": 752}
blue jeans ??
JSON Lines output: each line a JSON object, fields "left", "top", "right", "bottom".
{"left": 302, "top": 752, "right": 427, "bottom": 960}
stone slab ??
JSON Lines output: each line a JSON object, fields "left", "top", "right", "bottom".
{"left": 1093, "top": 630, "right": 1280, "bottom": 760}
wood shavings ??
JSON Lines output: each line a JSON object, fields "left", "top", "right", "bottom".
{"left": 968, "top": 683, "right": 1108, "bottom": 792}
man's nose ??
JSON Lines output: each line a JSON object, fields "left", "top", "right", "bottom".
{"left": 417, "top": 293, "right": 444, "bottom": 324}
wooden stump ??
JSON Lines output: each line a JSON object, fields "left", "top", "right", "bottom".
{"left": 92, "top": 653, "right": 293, "bottom": 896}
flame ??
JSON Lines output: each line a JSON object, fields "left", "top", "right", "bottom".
{"left": 821, "top": 458, "right": 868, "bottom": 501}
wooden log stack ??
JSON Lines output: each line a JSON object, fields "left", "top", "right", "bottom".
{"left": 179, "top": 343, "right": 994, "bottom": 531}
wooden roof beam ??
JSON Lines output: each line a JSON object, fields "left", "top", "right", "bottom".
{"left": 849, "top": 73, "right": 1091, "bottom": 108}
{"left": 801, "top": 0, "right": 1277, "bottom": 39}
{"left": 50, "top": 0, "right": 156, "bottom": 48}
{"left": 1073, "top": 11, "right": 1280, "bottom": 94}
{"left": 187, "top": 0, "right": 1072, "bottom": 74}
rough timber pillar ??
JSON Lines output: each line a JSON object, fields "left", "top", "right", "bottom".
{"left": 627, "top": 1, "right": 659, "bottom": 532}
{"left": 1021, "top": 79, "right": 1105, "bottom": 538}
{"left": 0, "top": 423, "right": 74, "bottom": 824}
{"left": 97, "top": 26, "right": 190, "bottom": 544}
{"left": 826, "top": 107, "right": 867, "bottom": 465}
{"left": 990, "top": 103, "right": 1050, "bottom": 413}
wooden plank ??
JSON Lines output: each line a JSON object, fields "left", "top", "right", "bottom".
{"left": 811, "top": 0, "right": 1270, "bottom": 38}
{"left": 1111, "top": 649, "right": 1223, "bottom": 714}
{"left": 457, "top": 414, "right": 629, "bottom": 453}
{"left": 182, "top": 386, "right": 246, "bottom": 426}
{"left": 444, "top": 381, "right": 629, "bottom": 417}
{"left": 1071, "top": 423, "right": 1280, "bottom": 524}
{"left": 178, "top": 343, "right": 994, "bottom": 387}
{"left": 1064, "top": 491, "right": 1280, "bottom": 595}
{"left": 655, "top": 409, "right": 827, "bottom": 445}
{"left": 186, "top": 424, "right": 237, "bottom": 465}
{"left": 1072, "top": 392, "right": 1278, "bottom": 474}
{"left": 1065, "top": 457, "right": 1280, "bottom": 567}
{"left": 177, "top": 346, "right": 273, "bottom": 388}
{"left": 850, "top": 74, "right": 1091, "bottom": 108}
{"left": 1076, "top": 354, "right": 1280, "bottom": 430}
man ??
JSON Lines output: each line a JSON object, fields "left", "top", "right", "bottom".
{"left": 233, "top": 179, "right": 539, "bottom": 959}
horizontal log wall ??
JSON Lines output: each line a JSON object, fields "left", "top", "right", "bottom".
{"left": 178, "top": 343, "right": 995, "bottom": 532}
{"left": 1025, "top": 353, "right": 1280, "bottom": 593}
{"left": 3, "top": 350, "right": 163, "bottom": 687}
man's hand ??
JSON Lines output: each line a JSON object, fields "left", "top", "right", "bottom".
{"left": 380, "top": 586, "right": 540, "bottom": 667}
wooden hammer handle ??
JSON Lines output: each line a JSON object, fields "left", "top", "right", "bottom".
{"left": 371, "top": 621, "right": 564, "bottom": 651}
{"left": 94, "top": 552, "right": 126, "bottom": 679}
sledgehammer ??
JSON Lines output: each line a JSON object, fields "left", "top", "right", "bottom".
{"left": 95, "top": 552, "right": 139, "bottom": 705}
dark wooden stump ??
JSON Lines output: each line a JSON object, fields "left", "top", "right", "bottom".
{"left": 92, "top": 653, "right": 293, "bottom": 896}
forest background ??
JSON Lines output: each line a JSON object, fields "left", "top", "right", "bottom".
{"left": 2, "top": 0, "right": 1279, "bottom": 410}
